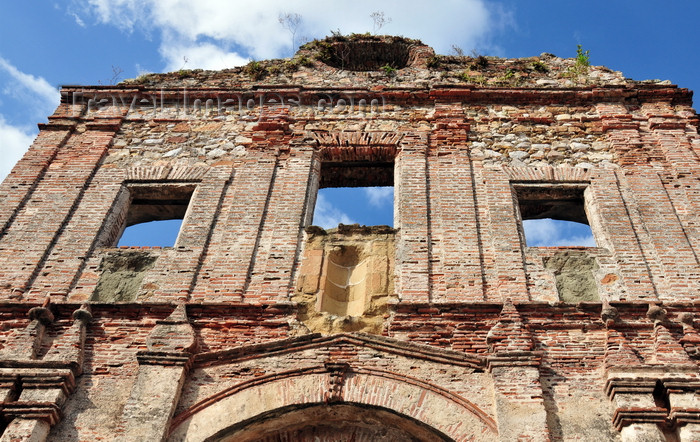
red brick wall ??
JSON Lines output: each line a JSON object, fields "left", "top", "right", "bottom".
{"left": 0, "top": 66, "right": 697, "bottom": 440}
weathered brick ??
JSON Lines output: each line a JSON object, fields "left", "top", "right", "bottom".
{"left": 0, "top": 36, "right": 697, "bottom": 441}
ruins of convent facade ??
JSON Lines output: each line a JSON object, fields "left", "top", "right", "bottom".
{"left": 0, "top": 36, "right": 698, "bottom": 441}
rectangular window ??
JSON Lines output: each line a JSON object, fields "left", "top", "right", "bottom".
{"left": 513, "top": 183, "right": 596, "bottom": 247}
{"left": 101, "top": 183, "right": 195, "bottom": 248}
{"left": 313, "top": 161, "right": 394, "bottom": 229}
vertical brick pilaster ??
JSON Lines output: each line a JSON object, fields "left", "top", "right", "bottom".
{"left": 122, "top": 362, "right": 188, "bottom": 441}
{"left": 246, "top": 145, "right": 315, "bottom": 302}
{"left": 395, "top": 133, "right": 430, "bottom": 302}
{"left": 617, "top": 173, "right": 688, "bottom": 297}
{"left": 636, "top": 102, "right": 700, "bottom": 302}
{"left": 595, "top": 103, "right": 674, "bottom": 301}
{"left": 122, "top": 305, "right": 194, "bottom": 441}
{"left": 489, "top": 365, "right": 550, "bottom": 441}
{"left": 428, "top": 113, "right": 486, "bottom": 302}
{"left": 678, "top": 424, "right": 700, "bottom": 441}
{"left": 487, "top": 302, "right": 549, "bottom": 440}
{"left": 626, "top": 173, "right": 700, "bottom": 302}
{"left": 619, "top": 424, "right": 667, "bottom": 442}
{"left": 481, "top": 170, "right": 529, "bottom": 301}
{"left": 0, "top": 419, "right": 51, "bottom": 442}
{"left": 0, "top": 115, "right": 125, "bottom": 300}
{"left": 192, "top": 154, "right": 278, "bottom": 302}
{"left": 589, "top": 169, "right": 662, "bottom": 301}
{"left": 25, "top": 168, "right": 125, "bottom": 301}
{"left": 0, "top": 304, "right": 89, "bottom": 442}
{"left": 0, "top": 102, "right": 84, "bottom": 238}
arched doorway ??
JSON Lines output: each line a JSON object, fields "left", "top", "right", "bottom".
{"left": 168, "top": 335, "right": 498, "bottom": 441}
{"left": 208, "top": 403, "right": 452, "bottom": 441}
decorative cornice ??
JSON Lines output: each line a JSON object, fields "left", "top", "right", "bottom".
{"left": 58, "top": 84, "right": 694, "bottom": 110}
{"left": 605, "top": 377, "right": 657, "bottom": 399}
{"left": 669, "top": 408, "right": 700, "bottom": 425}
{"left": 36, "top": 120, "right": 78, "bottom": 131}
{"left": 605, "top": 374, "right": 700, "bottom": 401}
{"left": 136, "top": 351, "right": 193, "bottom": 369}
{"left": 0, "top": 367, "right": 77, "bottom": 396}
{"left": 84, "top": 118, "right": 124, "bottom": 131}
{"left": 0, "top": 402, "right": 62, "bottom": 426}
{"left": 486, "top": 351, "right": 543, "bottom": 371}
{"left": 612, "top": 407, "right": 668, "bottom": 431}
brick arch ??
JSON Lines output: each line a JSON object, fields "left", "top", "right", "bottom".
{"left": 168, "top": 366, "right": 497, "bottom": 442}
{"left": 203, "top": 403, "right": 451, "bottom": 441}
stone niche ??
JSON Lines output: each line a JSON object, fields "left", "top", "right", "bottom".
{"left": 294, "top": 224, "right": 396, "bottom": 334}
{"left": 321, "top": 244, "right": 370, "bottom": 316}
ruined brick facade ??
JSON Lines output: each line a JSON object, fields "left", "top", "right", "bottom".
{"left": 0, "top": 36, "right": 698, "bottom": 441}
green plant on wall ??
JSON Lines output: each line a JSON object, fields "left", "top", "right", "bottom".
{"left": 575, "top": 44, "right": 590, "bottom": 67}
{"left": 457, "top": 71, "right": 486, "bottom": 85}
{"left": 531, "top": 60, "right": 548, "bottom": 73}
{"left": 381, "top": 64, "right": 397, "bottom": 77}
{"left": 284, "top": 55, "right": 313, "bottom": 72}
{"left": 472, "top": 55, "right": 488, "bottom": 69}
{"left": 565, "top": 45, "right": 591, "bottom": 79}
{"left": 496, "top": 68, "right": 520, "bottom": 86}
{"left": 244, "top": 60, "right": 268, "bottom": 80}
{"left": 426, "top": 55, "right": 442, "bottom": 69}
{"left": 309, "top": 40, "right": 334, "bottom": 63}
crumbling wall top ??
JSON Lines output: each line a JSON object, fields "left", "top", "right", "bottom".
{"left": 121, "top": 34, "right": 664, "bottom": 91}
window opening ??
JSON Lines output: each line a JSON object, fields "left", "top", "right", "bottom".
{"left": 115, "top": 184, "right": 195, "bottom": 247}
{"left": 313, "top": 161, "right": 394, "bottom": 229}
{"left": 514, "top": 184, "right": 596, "bottom": 247}
{"left": 117, "top": 219, "right": 184, "bottom": 247}
{"left": 522, "top": 219, "right": 595, "bottom": 247}
{"left": 313, "top": 187, "right": 393, "bottom": 228}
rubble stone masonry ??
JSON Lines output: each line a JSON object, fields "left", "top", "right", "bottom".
{"left": 0, "top": 35, "right": 698, "bottom": 441}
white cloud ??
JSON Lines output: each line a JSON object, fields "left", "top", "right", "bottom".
{"left": 0, "top": 117, "right": 36, "bottom": 182}
{"left": 160, "top": 39, "right": 249, "bottom": 71}
{"left": 71, "top": 11, "right": 86, "bottom": 27}
{"left": 365, "top": 186, "right": 393, "bottom": 208}
{"left": 0, "top": 58, "right": 58, "bottom": 183}
{"left": 523, "top": 219, "right": 596, "bottom": 247}
{"left": 312, "top": 193, "right": 354, "bottom": 229}
{"left": 135, "top": 63, "right": 153, "bottom": 77}
{"left": 0, "top": 57, "right": 59, "bottom": 117}
{"left": 82, "top": 0, "right": 148, "bottom": 32}
{"left": 75, "top": 0, "right": 507, "bottom": 70}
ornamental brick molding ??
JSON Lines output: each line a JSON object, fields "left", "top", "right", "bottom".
{"left": 168, "top": 333, "right": 497, "bottom": 441}
{"left": 0, "top": 35, "right": 699, "bottom": 441}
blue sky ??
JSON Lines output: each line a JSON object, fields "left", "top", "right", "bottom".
{"left": 2, "top": 1, "right": 698, "bottom": 246}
